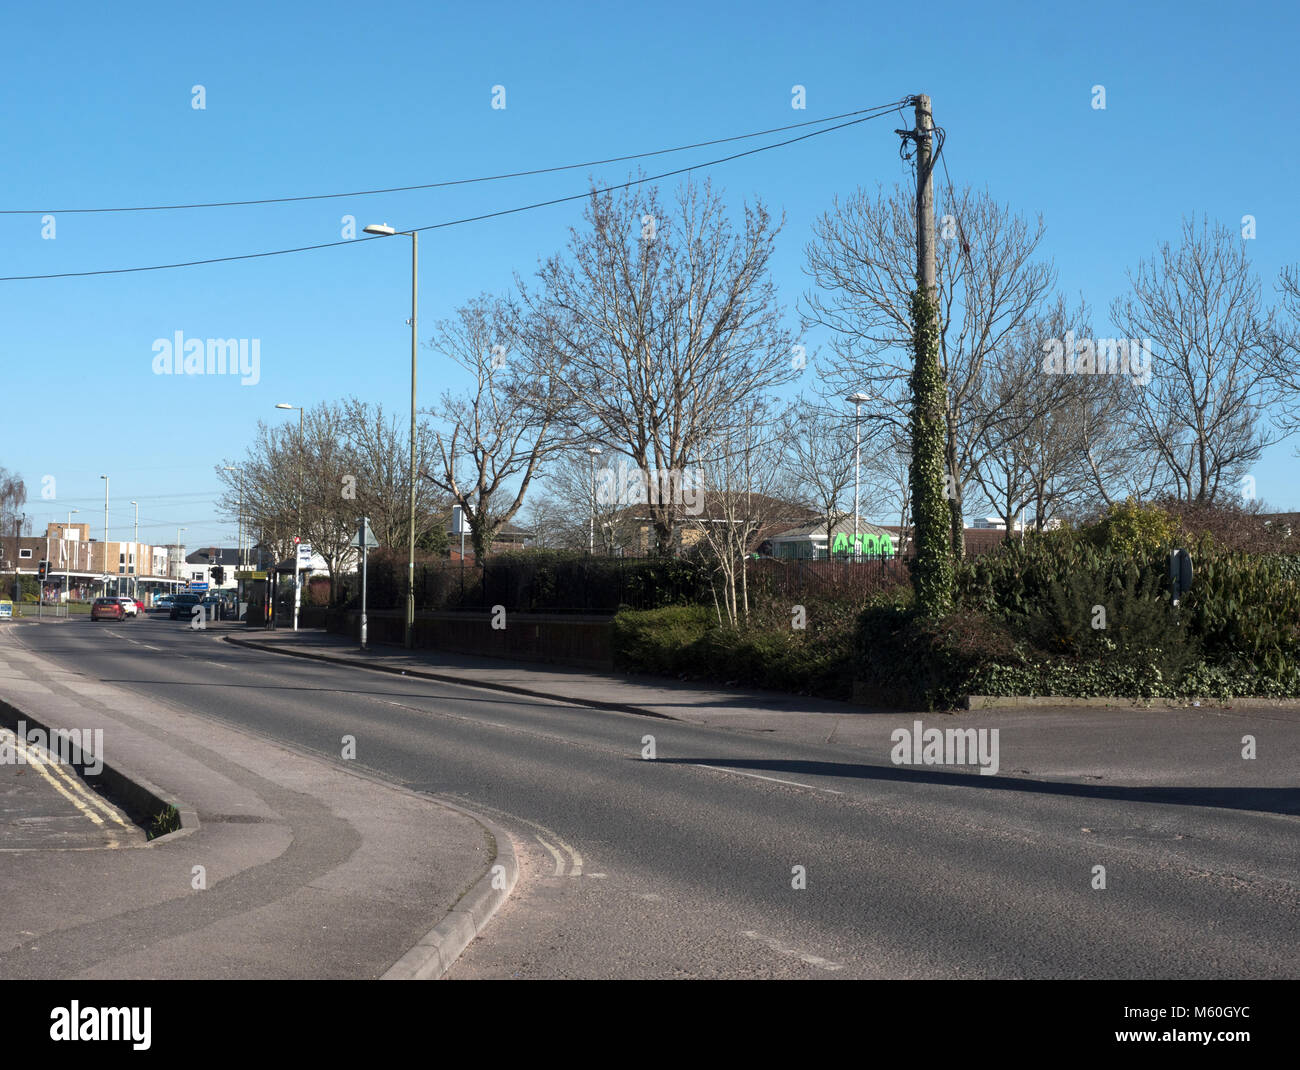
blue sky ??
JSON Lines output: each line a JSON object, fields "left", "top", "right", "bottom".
{"left": 3, "top": 0, "right": 1297, "bottom": 549}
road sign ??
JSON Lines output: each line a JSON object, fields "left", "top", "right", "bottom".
{"left": 0, "top": 600, "right": 12, "bottom": 619}
{"left": 350, "top": 519, "right": 379, "bottom": 549}
{"left": 190, "top": 582, "right": 209, "bottom": 591}
{"left": 297, "top": 543, "right": 312, "bottom": 564}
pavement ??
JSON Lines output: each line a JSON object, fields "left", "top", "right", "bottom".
{"left": 226, "top": 625, "right": 1300, "bottom": 795}
{"left": 0, "top": 724, "right": 141, "bottom": 850}
{"left": 0, "top": 622, "right": 517, "bottom": 979}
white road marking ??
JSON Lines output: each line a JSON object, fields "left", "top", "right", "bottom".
{"left": 545, "top": 831, "right": 583, "bottom": 877}
{"left": 740, "top": 930, "right": 845, "bottom": 972}
{"left": 535, "top": 835, "right": 566, "bottom": 876}
{"left": 693, "top": 763, "right": 843, "bottom": 795}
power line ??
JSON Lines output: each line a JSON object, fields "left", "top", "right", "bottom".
{"left": 2, "top": 100, "right": 908, "bottom": 216}
{"left": 1, "top": 103, "right": 908, "bottom": 283}
{"left": 932, "top": 123, "right": 973, "bottom": 266}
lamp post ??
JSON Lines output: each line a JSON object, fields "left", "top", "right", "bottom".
{"left": 845, "top": 393, "right": 871, "bottom": 560}
{"left": 274, "top": 404, "right": 304, "bottom": 536}
{"left": 587, "top": 446, "right": 603, "bottom": 554}
{"left": 363, "top": 222, "right": 418, "bottom": 649}
{"left": 275, "top": 404, "right": 305, "bottom": 631}
{"left": 224, "top": 465, "right": 243, "bottom": 613}
{"left": 99, "top": 474, "right": 110, "bottom": 595}
{"left": 130, "top": 499, "right": 139, "bottom": 597}
{"left": 9, "top": 512, "right": 25, "bottom": 604}
{"left": 176, "top": 527, "right": 187, "bottom": 589}
{"left": 63, "top": 509, "right": 78, "bottom": 610}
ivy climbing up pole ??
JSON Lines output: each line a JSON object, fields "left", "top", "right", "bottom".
{"left": 904, "top": 94, "right": 954, "bottom": 616}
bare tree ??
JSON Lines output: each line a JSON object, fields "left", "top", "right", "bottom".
{"left": 218, "top": 420, "right": 300, "bottom": 569}
{"left": 778, "top": 400, "right": 859, "bottom": 553}
{"left": 861, "top": 430, "right": 912, "bottom": 550}
{"left": 962, "top": 297, "right": 1114, "bottom": 530}
{"left": 1269, "top": 264, "right": 1300, "bottom": 445}
{"left": 803, "top": 183, "right": 1055, "bottom": 556}
{"left": 338, "top": 397, "right": 445, "bottom": 552}
{"left": 0, "top": 468, "right": 26, "bottom": 537}
{"left": 518, "top": 495, "right": 569, "bottom": 550}
{"left": 524, "top": 177, "right": 798, "bottom": 555}
{"left": 296, "top": 402, "right": 363, "bottom": 597}
{"left": 422, "top": 293, "right": 573, "bottom": 561}
{"left": 689, "top": 402, "right": 794, "bottom": 626}
{"left": 1110, "top": 217, "right": 1280, "bottom": 503}
{"left": 530, "top": 446, "right": 635, "bottom": 553}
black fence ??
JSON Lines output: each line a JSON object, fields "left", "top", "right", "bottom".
{"left": 345, "top": 553, "right": 712, "bottom": 615}
{"left": 746, "top": 556, "right": 911, "bottom": 602}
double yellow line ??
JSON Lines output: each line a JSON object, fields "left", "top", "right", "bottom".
{"left": 1, "top": 727, "right": 132, "bottom": 847}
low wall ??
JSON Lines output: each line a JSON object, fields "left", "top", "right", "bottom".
{"left": 307, "top": 608, "right": 614, "bottom": 669}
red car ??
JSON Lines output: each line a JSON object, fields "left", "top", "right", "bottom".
{"left": 90, "top": 597, "right": 125, "bottom": 621}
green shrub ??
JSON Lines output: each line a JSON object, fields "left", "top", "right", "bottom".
{"left": 944, "top": 529, "right": 1299, "bottom": 698}
{"left": 611, "top": 605, "right": 716, "bottom": 675}
{"left": 1182, "top": 547, "right": 1300, "bottom": 685}
{"left": 855, "top": 604, "right": 1018, "bottom": 709}
{"left": 1084, "top": 499, "right": 1179, "bottom": 557}
{"left": 611, "top": 600, "right": 861, "bottom": 699}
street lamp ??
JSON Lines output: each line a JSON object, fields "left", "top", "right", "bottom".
{"left": 224, "top": 466, "right": 243, "bottom": 571}
{"left": 99, "top": 474, "right": 110, "bottom": 595}
{"left": 845, "top": 393, "right": 871, "bottom": 560}
{"left": 274, "top": 404, "right": 304, "bottom": 536}
{"left": 130, "top": 499, "right": 139, "bottom": 597}
{"left": 364, "top": 221, "right": 419, "bottom": 649}
{"left": 587, "top": 446, "right": 603, "bottom": 554}
{"left": 63, "top": 509, "right": 78, "bottom": 609}
{"left": 176, "top": 527, "right": 187, "bottom": 588}
{"left": 275, "top": 404, "right": 305, "bottom": 632}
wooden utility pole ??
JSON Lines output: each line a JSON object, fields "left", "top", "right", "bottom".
{"left": 902, "top": 93, "right": 954, "bottom": 616}
{"left": 913, "top": 94, "right": 937, "bottom": 297}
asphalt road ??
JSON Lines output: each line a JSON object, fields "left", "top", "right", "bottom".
{"left": 14, "top": 615, "right": 1299, "bottom": 979}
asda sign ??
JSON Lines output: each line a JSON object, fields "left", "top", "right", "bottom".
{"left": 831, "top": 532, "right": 894, "bottom": 556}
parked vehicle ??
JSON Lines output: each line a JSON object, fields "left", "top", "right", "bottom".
{"left": 169, "top": 593, "right": 203, "bottom": 620}
{"left": 91, "top": 597, "right": 125, "bottom": 621}
{"left": 115, "top": 596, "right": 138, "bottom": 618}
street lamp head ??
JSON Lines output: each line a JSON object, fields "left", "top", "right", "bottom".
{"left": 588, "top": 446, "right": 603, "bottom": 456}
{"left": 130, "top": 500, "right": 137, "bottom": 506}
{"left": 275, "top": 403, "right": 295, "bottom": 410}
{"left": 363, "top": 224, "right": 397, "bottom": 237}
{"left": 846, "top": 392, "right": 872, "bottom": 405}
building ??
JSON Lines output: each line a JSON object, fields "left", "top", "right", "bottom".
{"left": 766, "top": 517, "right": 896, "bottom": 559}
{"left": 183, "top": 547, "right": 241, "bottom": 592}
{"left": 449, "top": 520, "right": 530, "bottom": 561}
{"left": 618, "top": 497, "right": 817, "bottom": 556}
{"left": 2, "top": 523, "right": 179, "bottom": 602}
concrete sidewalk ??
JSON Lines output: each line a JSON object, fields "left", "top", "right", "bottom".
{"left": 225, "top": 627, "right": 1300, "bottom": 794}
{"left": 0, "top": 629, "right": 516, "bottom": 979}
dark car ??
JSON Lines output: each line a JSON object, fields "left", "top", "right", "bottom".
{"left": 169, "top": 593, "right": 204, "bottom": 620}
{"left": 91, "top": 597, "right": 125, "bottom": 621}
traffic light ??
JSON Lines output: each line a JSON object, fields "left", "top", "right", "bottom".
{"left": 37, "top": 560, "right": 48, "bottom": 579}
{"left": 211, "top": 566, "right": 225, "bottom": 586}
